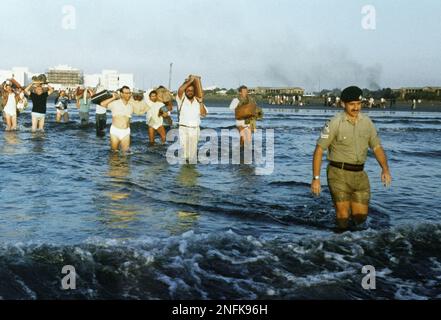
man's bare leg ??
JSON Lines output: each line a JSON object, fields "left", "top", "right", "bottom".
{"left": 5, "top": 114, "right": 12, "bottom": 131}
{"left": 148, "top": 127, "right": 156, "bottom": 146}
{"left": 63, "top": 112, "right": 69, "bottom": 123}
{"left": 110, "top": 135, "right": 120, "bottom": 152}
{"left": 38, "top": 118, "right": 45, "bottom": 132}
{"left": 11, "top": 115, "right": 17, "bottom": 130}
{"left": 157, "top": 126, "right": 166, "bottom": 144}
{"left": 56, "top": 112, "right": 61, "bottom": 123}
{"left": 351, "top": 202, "right": 369, "bottom": 225}
{"left": 32, "top": 116, "right": 38, "bottom": 132}
{"left": 239, "top": 126, "right": 252, "bottom": 146}
{"left": 335, "top": 201, "right": 351, "bottom": 230}
{"left": 120, "top": 135, "right": 131, "bottom": 153}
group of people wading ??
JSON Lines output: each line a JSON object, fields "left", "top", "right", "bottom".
{"left": 1, "top": 77, "right": 391, "bottom": 232}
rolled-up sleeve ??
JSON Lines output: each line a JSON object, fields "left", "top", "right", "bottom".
{"left": 229, "top": 98, "right": 239, "bottom": 110}
{"left": 368, "top": 121, "right": 381, "bottom": 150}
{"left": 317, "top": 119, "right": 337, "bottom": 150}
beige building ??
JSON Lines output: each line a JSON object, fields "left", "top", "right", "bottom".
{"left": 395, "top": 87, "right": 441, "bottom": 99}
{"left": 47, "top": 65, "right": 83, "bottom": 90}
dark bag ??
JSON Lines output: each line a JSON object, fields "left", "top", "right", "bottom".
{"left": 91, "top": 90, "right": 113, "bottom": 105}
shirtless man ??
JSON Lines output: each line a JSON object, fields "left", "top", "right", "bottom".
{"left": 100, "top": 86, "right": 149, "bottom": 152}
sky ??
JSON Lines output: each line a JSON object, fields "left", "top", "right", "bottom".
{"left": 1, "top": 0, "right": 440, "bottom": 91}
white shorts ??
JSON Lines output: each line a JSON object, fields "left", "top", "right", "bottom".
{"left": 4, "top": 108, "right": 16, "bottom": 117}
{"left": 110, "top": 125, "right": 130, "bottom": 141}
{"left": 32, "top": 112, "right": 46, "bottom": 120}
{"left": 236, "top": 120, "right": 249, "bottom": 128}
{"left": 57, "top": 109, "right": 68, "bottom": 116}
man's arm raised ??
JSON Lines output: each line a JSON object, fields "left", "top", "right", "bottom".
{"left": 100, "top": 92, "right": 119, "bottom": 108}
{"left": 177, "top": 76, "right": 195, "bottom": 100}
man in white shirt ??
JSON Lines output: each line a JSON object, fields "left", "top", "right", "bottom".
{"left": 229, "top": 85, "right": 254, "bottom": 146}
{"left": 146, "top": 90, "right": 168, "bottom": 145}
{"left": 177, "top": 76, "right": 208, "bottom": 163}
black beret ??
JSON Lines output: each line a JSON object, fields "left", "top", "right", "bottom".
{"left": 341, "top": 86, "right": 363, "bottom": 102}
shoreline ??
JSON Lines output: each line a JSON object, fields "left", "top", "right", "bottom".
{"left": 204, "top": 97, "right": 441, "bottom": 113}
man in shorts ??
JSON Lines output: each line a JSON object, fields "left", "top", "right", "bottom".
{"left": 311, "top": 86, "right": 392, "bottom": 231}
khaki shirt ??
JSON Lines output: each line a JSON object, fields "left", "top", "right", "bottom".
{"left": 317, "top": 112, "right": 381, "bottom": 165}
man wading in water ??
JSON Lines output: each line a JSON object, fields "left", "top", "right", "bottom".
{"left": 311, "top": 86, "right": 392, "bottom": 231}
{"left": 177, "top": 76, "right": 208, "bottom": 163}
{"left": 229, "top": 85, "right": 255, "bottom": 146}
{"left": 100, "top": 86, "right": 149, "bottom": 153}
{"left": 24, "top": 82, "right": 54, "bottom": 133}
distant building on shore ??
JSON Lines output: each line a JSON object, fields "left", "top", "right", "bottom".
{"left": 0, "top": 66, "right": 135, "bottom": 91}
{"left": 0, "top": 67, "right": 31, "bottom": 87}
{"left": 394, "top": 87, "right": 441, "bottom": 99}
{"left": 249, "top": 86, "right": 305, "bottom": 96}
{"left": 47, "top": 65, "right": 83, "bottom": 90}
{"left": 84, "top": 70, "right": 134, "bottom": 91}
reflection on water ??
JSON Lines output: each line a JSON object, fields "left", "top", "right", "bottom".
{"left": 31, "top": 132, "right": 46, "bottom": 153}
{"left": 2, "top": 132, "right": 22, "bottom": 154}
{"left": 99, "top": 153, "right": 139, "bottom": 230}
{"left": 107, "top": 153, "right": 131, "bottom": 180}
{"left": 177, "top": 164, "right": 200, "bottom": 188}
{"left": 167, "top": 211, "right": 200, "bottom": 236}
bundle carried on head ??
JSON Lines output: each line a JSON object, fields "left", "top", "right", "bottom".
{"left": 75, "top": 86, "right": 85, "bottom": 97}
{"left": 4, "top": 78, "right": 23, "bottom": 90}
{"left": 189, "top": 75, "right": 203, "bottom": 100}
{"left": 155, "top": 86, "right": 174, "bottom": 104}
{"left": 32, "top": 74, "right": 48, "bottom": 85}
{"left": 132, "top": 91, "right": 145, "bottom": 101}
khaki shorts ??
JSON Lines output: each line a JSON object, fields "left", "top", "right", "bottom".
{"left": 327, "top": 165, "right": 370, "bottom": 205}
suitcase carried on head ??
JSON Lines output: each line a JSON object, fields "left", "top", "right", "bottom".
{"left": 91, "top": 90, "right": 113, "bottom": 105}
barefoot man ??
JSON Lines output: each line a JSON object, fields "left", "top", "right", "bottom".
{"left": 99, "top": 86, "right": 149, "bottom": 152}
{"left": 311, "top": 86, "right": 392, "bottom": 231}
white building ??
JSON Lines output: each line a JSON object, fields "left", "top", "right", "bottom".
{"left": 101, "top": 70, "right": 119, "bottom": 91}
{"left": 0, "top": 70, "right": 12, "bottom": 84}
{"left": 84, "top": 70, "right": 135, "bottom": 90}
{"left": 0, "top": 67, "right": 32, "bottom": 86}
{"left": 118, "top": 73, "right": 134, "bottom": 89}
{"left": 11, "top": 67, "right": 29, "bottom": 86}
{"left": 83, "top": 74, "right": 101, "bottom": 88}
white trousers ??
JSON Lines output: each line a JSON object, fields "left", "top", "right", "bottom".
{"left": 179, "top": 126, "right": 200, "bottom": 163}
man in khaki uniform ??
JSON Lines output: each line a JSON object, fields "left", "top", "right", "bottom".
{"left": 311, "top": 86, "right": 392, "bottom": 231}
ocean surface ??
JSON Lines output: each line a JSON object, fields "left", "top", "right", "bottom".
{"left": 0, "top": 102, "right": 441, "bottom": 299}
